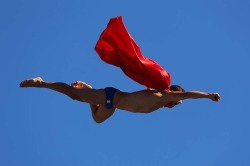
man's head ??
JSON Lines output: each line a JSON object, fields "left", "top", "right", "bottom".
{"left": 170, "top": 85, "right": 185, "bottom": 92}
{"left": 167, "top": 85, "right": 185, "bottom": 108}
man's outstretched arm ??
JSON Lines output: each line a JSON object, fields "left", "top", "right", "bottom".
{"left": 165, "top": 91, "right": 220, "bottom": 102}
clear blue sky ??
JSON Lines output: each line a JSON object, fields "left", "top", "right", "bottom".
{"left": 1, "top": 0, "right": 250, "bottom": 166}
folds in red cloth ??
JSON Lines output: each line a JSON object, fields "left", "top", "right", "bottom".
{"left": 95, "top": 16, "right": 171, "bottom": 91}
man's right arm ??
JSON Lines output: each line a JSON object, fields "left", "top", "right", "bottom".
{"left": 165, "top": 91, "right": 220, "bottom": 102}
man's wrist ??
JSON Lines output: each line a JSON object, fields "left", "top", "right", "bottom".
{"left": 207, "top": 93, "right": 213, "bottom": 99}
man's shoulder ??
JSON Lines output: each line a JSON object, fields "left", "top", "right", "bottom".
{"left": 161, "top": 90, "right": 171, "bottom": 94}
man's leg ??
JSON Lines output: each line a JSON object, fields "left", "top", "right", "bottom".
{"left": 72, "top": 81, "right": 116, "bottom": 123}
{"left": 20, "top": 77, "right": 106, "bottom": 105}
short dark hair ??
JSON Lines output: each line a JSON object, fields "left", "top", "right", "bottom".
{"left": 170, "top": 85, "right": 185, "bottom": 92}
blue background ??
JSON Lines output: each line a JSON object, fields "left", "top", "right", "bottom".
{"left": 1, "top": 0, "right": 249, "bottom": 166}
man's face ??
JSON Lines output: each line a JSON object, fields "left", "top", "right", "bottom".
{"left": 174, "top": 100, "right": 182, "bottom": 106}
{"left": 172, "top": 89, "right": 184, "bottom": 106}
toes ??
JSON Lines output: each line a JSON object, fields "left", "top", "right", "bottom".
{"left": 20, "top": 80, "right": 28, "bottom": 87}
{"left": 19, "top": 81, "right": 24, "bottom": 87}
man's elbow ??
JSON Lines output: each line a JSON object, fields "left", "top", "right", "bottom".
{"left": 93, "top": 117, "right": 106, "bottom": 124}
{"left": 94, "top": 119, "right": 104, "bottom": 124}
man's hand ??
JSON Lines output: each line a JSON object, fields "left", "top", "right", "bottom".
{"left": 209, "top": 93, "right": 220, "bottom": 102}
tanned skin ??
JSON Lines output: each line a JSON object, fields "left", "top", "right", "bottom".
{"left": 20, "top": 77, "right": 220, "bottom": 123}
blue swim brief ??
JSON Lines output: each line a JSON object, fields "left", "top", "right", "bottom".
{"left": 104, "top": 87, "right": 118, "bottom": 109}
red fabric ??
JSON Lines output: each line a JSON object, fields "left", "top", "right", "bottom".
{"left": 95, "top": 16, "right": 171, "bottom": 91}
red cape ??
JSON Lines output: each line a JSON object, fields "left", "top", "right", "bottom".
{"left": 95, "top": 16, "right": 171, "bottom": 91}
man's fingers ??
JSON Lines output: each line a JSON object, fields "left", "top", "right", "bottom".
{"left": 214, "top": 93, "right": 220, "bottom": 101}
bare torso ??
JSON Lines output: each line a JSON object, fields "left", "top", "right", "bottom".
{"left": 113, "top": 90, "right": 168, "bottom": 113}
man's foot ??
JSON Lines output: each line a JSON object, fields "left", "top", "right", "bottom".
{"left": 71, "top": 81, "right": 92, "bottom": 89}
{"left": 20, "top": 77, "right": 44, "bottom": 88}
